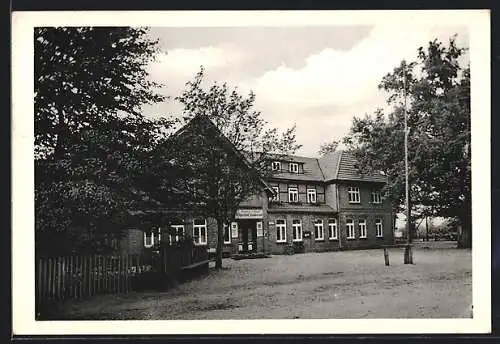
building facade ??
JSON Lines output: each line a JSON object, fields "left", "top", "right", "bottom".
{"left": 124, "top": 116, "right": 394, "bottom": 256}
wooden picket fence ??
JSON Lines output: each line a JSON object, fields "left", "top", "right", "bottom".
{"left": 36, "top": 244, "right": 210, "bottom": 314}
{"left": 36, "top": 254, "right": 151, "bottom": 304}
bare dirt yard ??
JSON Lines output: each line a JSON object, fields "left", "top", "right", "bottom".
{"left": 53, "top": 241, "right": 472, "bottom": 320}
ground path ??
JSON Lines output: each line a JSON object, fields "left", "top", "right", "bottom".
{"left": 55, "top": 241, "right": 472, "bottom": 320}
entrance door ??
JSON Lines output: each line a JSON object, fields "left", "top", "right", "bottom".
{"left": 239, "top": 220, "right": 257, "bottom": 252}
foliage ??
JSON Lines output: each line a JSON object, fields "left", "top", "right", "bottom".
{"left": 318, "top": 140, "right": 339, "bottom": 157}
{"left": 35, "top": 26, "right": 165, "bottom": 159}
{"left": 35, "top": 27, "right": 170, "bottom": 256}
{"left": 343, "top": 35, "right": 471, "bottom": 247}
{"left": 154, "top": 66, "right": 302, "bottom": 268}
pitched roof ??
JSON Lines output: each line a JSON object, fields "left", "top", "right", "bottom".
{"left": 335, "top": 151, "right": 387, "bottom": 183}
{"left": 268, "top": 154, "right": 325, "bottom": 182}
{"left": 168, "top": 114, "right": 275, "bottom": 194}
{"left": 270, "top": 150, "right": 387, "bottom": 184}
{"left": 173, "top": 116, "right": 386, "bottom": 184}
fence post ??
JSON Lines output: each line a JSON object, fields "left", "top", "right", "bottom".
{"left": 384, "top": 248, "right": 390, "bottom": 266}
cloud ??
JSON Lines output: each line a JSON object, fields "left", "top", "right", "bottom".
{"left": 147, "top": 44, "right": 244, "bottom": 81}
{"left": 235, "top": 24, "right": 468, "bottom": 156}
{"left": 243, "top": 24, "right": 444, "bottom": 109}
{"left": 247, "top": 25, "right": 468, "bottom": 110}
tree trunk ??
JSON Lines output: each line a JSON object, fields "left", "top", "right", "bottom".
{"left": 458, "top": 201, "right": 472, "bottom": 249}
{"left": 54, "top": 110, "right": 66, "bottom": 159}
{"left": 215, "top": 218, "right": 224, "bottom": 269}
{"left": 425, "top": 216, "right": 429, "bottom": 242}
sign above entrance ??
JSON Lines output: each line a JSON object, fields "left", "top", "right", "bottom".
{"left": 235, "top": 208, "right": 263, "bottom": 219}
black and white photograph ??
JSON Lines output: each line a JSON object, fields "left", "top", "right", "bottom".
{"left": 12, "top": 10, "right": 490, "bottom": 335}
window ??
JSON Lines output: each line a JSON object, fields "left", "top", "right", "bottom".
{"left": 272, "top": 186, "right": 280, "bottom": 201}
{"left": 170, "top": 224, "right": 184, "bottom": 243}
{"left": 289, "top": 162, "right": 299, "bottom": 173}
{"left": 272, "top": 161, "right": 281, "bottom": 171}
{"left": 292, "top": 219, "right": 303, "bottom": 241}
{"left": 307, "top": 188, "right": 317, "bottom": 203}
{"left": 288, "top": 187, "right": 299, "bottom": 203}
{"left": 223, "top": 223, "right": 231, "bottom": 244}
{"left": 193, "top": 219, "right": 207, "bottom": 245}
{"left": 314, "top": 220, "right": 324, "bottom": 240}
{"left": 371, "top": 191, "right": 382, "bottom": 204}
{"left": 376, "top": 219, "right": 384, "bottom": 237}
{"left": 346, "top": 219, "right": 355, "bottom": 239}
{"left": 359, "top": 220, "right": 367, "bottom": 238}
{"left": 144, "top": 230, "right": 154, "bottom": 248}
{"left": 276, "top": 219, "right": 287, "bottom": 242}
{"left": 348, "top": 186, "right": 360, "bottom": 203}
{"left": 328, "top": 219, "right": 338, "bottom": 240}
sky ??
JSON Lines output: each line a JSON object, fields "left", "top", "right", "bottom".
{"left": 142, "top": 24, "right": 469, "bottom": 157}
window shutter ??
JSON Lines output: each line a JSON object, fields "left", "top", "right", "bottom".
{"left": 257, "top": 221, "right": 263, "bottom": 237}
{"left": 231, "top": 222, "right": 239, "bottom": 238}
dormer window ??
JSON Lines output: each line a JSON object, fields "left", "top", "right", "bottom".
{"left": 271, "top": 161, "right": 281, "bottom": 171}
{"left": 289, "top": 162, "right": 299, "bottom": 173}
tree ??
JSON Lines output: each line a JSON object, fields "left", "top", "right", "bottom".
{"left": 318, "top": 140, "right": 339, "bottom": 157}
{"left": 343, "top": 35, "right": 471, "bottom": 248}
{"left": 35, "top": 27, "right": 170, "bottom": 256}
{"left": 164, "top": 67, "right": 301, "bottom": 269}
{"left": 35, "top": 26, "right": 165, "bottom": 159}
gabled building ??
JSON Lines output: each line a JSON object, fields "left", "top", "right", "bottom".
{"left": 264, "top": 151, "right": 393, "bottom": 254}
{"left": 122, "top": 115, "right": 394, "bottom": 256}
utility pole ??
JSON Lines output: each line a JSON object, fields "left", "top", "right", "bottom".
{"left": 403, "top": 61, "right": 413, "bottom": 264}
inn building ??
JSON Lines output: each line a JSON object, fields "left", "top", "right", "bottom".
{"left": 122, "top": 115, "right": 395, "bottom": 256}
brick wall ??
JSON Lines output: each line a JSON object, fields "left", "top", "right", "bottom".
{"left": 337, "top": 211, "right": 394, "bottom": 250}
{"left": 265, "top": 213, "right": 341, "bottom": 254}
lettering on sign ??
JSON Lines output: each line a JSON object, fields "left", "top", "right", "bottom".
{"left": 235, "top": 208, "right": 263, "bottom": 219}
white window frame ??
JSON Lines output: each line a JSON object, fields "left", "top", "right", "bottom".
{"left": 272, "top": 161, "right": 281, "bottom": 171}
{"left": 144, "top": 230, "right": 154, "bottom": 248}
{"left": 276, "top": 219, "right": 287, "bottom": 243}
{"left": 328, "top": 219, "right": 338, "bottom": 240}
{"left": 371, "top": 191, "right": 382, "bottom": 204}
{"left": 346, "top": 219, "right": 355, "bottom": 239}
{"left": 193, "top": 219, "right": 207, "bottom": 245}
{"left": 376, "top": 219, "right": 384, "bottom": 238}
{"left": 292, "top": 219, "right": 303, "bottom": 242}
{"left": 348, "top": 186, "right": 361, "bottom": 203}
{"left": 288, "top": 187, "right": 299, "bottom": 203}
{"left": 307, "top": 188, "right": 317, "bottom": 203}
{"left": 223, "top": 223, "right": 231, "bottom": 244}
{"left": 289, "top": 162, "right": 299, "bottom": 173}
{"left": 169, "top": 224, "right": 184, "bottom": 243}
{"left": 272, "top": 186, "right": 280, "bottom": 201}
{"left": 314, "top": 219, "right": 324, "bottom": 241}
{"left": 359, "top": 220, "right": 367, "bottom": 238}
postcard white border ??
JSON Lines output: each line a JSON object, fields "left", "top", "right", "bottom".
{"left": 12, "top": 9, "right": 491, "bottom": 335}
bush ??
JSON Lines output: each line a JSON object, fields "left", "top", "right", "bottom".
{"left": 293, "top": 241, "right": 305, "bottom": 253}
